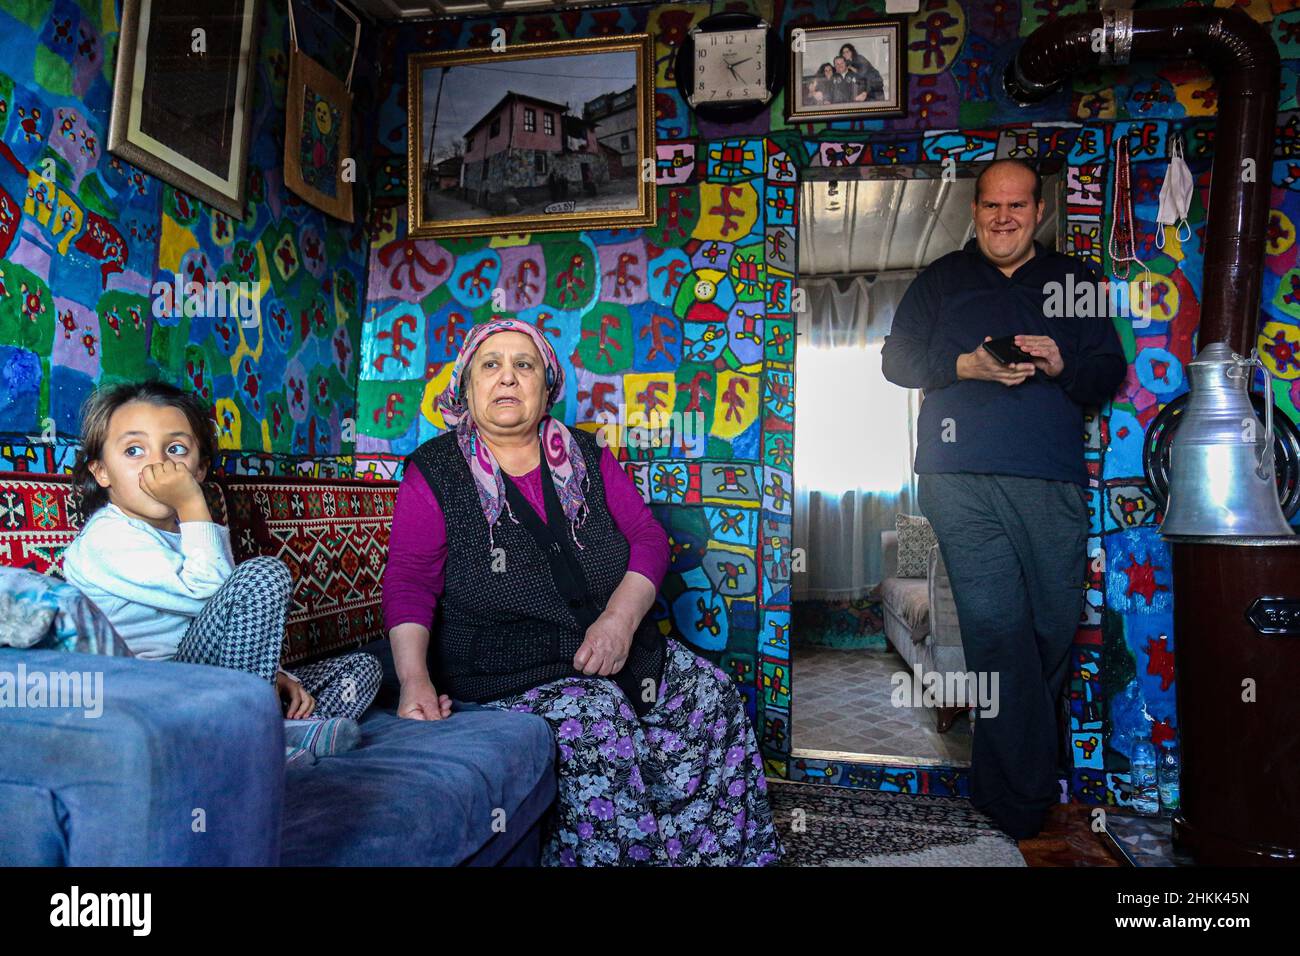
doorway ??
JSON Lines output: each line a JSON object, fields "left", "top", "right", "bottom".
{"left": 790, "top": 162, "right": 1062, "bottom": 768}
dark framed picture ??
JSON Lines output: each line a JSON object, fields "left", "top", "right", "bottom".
{"left": 107, "top": 0, "right": 262, "bottom": 220}
{"left": 786, "top": 20, "right": 906, "bottom": 123}
{"left": 407, "top": 35, "right": 656, "bottom": 240}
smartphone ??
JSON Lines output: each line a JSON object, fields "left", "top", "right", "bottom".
{"left": 981, "top": 335, "right": 1035, "bottom": 366}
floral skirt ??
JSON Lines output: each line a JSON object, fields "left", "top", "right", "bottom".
{"left": 484, "top": 637, "right": 783, "bottom": 866}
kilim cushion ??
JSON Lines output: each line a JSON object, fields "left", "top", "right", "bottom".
{"left": 0, "top": 476, "right": 83, "bottom": 578}
{"left": 221, "top": 478, "right": 398, "bottom": 666}
{"left": 0, "top": 475, "right": 228, "bottom": 578}
{"left": 0, "top": 473, "right": 392, "bottom": 667}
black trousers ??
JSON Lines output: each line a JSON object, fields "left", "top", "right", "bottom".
{"left": 917, "top": 472, "right": 1089, "bottom": 839}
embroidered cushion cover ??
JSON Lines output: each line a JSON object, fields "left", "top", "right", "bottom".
{"left": 0, "top": 474, "right": 394, "bottom": 666}
{"left": 894, "top": 513, "right": 937, "bottom": 579}
{"left": 223, "top": 478, "right": 396, "bottom": 665}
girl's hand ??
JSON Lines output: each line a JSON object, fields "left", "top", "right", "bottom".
{"left": 574, "top": 612, "right": 635, "bottom": 676}
{"left": 139, "top": 461, "right": 208, "bottom": 520}
{"left": 277, "top": 671, "right": 316, "bottom": 719}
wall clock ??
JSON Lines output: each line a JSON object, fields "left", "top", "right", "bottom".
{"left": 674, "top": 12, "right": 784, "bottom": 123}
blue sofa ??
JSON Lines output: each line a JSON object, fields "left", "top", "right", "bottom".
{"left": 0, "top": 645, "right": 557, "bottom": 866}
{"left": 0, "top": 472, "right": 558, "bottom": 866}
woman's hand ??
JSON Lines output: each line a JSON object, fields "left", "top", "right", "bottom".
{"left": 398, "top": 675, "right": 452, "bottom": 720}
{"left": 277, "top": 671, "right": 316, "bottom": 719}
{"left": 574, "top": 612, "right": 635, "bottom": 676}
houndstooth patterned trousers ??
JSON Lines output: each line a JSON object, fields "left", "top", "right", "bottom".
{"left": 173, "top": 556, "right": 381, "bottom": 720}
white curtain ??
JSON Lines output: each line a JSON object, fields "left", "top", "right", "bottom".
{"left": 792, "top": 274, "right": 921, "bottom": 601}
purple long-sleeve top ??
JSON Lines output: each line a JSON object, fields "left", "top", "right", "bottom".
{"left": 382, "top": 444, "right": 669, "bottom": 633}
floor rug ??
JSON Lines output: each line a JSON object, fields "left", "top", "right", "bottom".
{"left": 768, "top": 781, "right": 1025, "bottom": 866}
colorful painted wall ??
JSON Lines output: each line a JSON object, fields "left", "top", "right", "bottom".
{"left": 0, "top": 0, "right": 375, "bottom": 478}
{"left": 357, "top": 0, "right": 1300, "bottom": 805}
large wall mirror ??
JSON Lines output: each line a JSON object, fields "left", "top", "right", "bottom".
{"left": 790, "top": 163, "right": 1062, "bottom": 769}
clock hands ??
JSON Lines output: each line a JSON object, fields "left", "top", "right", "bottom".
{"left": 722, "top": 55, "right": 755, "bottom": 82}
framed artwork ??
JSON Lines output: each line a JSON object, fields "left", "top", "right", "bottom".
{"left": 108, "top": 0, "right": 263, "bottom": 220}
{"left": 786, "top": 20, "right": 907, "bottom": 123}
{"left": 407, "top": 35, "right": 656, "bottom": 240}
{"left": 284, "top": 53, "right": 354, "bottom": 221}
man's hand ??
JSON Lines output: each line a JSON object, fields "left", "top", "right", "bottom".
{"left": 574, "top": 611, "right": 634, "bottom": 676}
{"left": 1014, "top": 333, "right": 1065, "bottom": 377}
{"left": 957, "top": 336, "right": 1037, "bottom": 387}
{"left": 398, "top": 675, "right": 452, "bottom": 720}
{"left": 139, "top": 461, "right": 208, "bottom": 519}
{"left": 277, "top": 671, "right": 315, "bottom": 719}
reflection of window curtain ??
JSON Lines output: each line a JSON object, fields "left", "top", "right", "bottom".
{"left": 793, "top": 274, "right": 921, "bottom": 601}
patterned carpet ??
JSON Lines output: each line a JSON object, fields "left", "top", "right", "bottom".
{"left": 769, "top": 781, "right": 1026, "bottom": 866}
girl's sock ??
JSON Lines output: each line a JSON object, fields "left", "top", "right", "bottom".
{"left": 285, "top": 745, "right": 316, "bottom": 767}
{"left": 283, "top": 716, "right": 361, "bottom": 756}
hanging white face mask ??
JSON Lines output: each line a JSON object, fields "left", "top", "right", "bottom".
{"left": 1156, "top": 134, "right": 1193, "bottom": 249}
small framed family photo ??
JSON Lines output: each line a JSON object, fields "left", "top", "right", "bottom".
{"left": 786, "top": 20, "right": 906, "bottom": 123}
{"left": 407, "top": 35, "right": 656, "bottom": 239}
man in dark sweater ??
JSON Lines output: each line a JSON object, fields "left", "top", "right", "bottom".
{"left": 881, "top": 159, "right": 1126, "bottom": 839}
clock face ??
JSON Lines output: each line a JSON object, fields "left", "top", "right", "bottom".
{"left": 692, "top": 27, "right": 768, "bottom": 105}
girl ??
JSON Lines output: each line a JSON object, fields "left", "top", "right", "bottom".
{"left": 62, "top": 381, "right": 381, "bottom": 759}
{"left": 808, "top": 62, "right": 834, "bottom": 104}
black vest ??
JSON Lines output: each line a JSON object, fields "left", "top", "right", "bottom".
{"left": 407, "top": 428, "right": 665, "bottom": 711}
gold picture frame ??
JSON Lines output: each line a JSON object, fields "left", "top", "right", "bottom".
{"left": 407, "top": 35, "right": 657, "bottom": 240}
{"left": 108, "top": 0, "right": 262, "bottom": 220}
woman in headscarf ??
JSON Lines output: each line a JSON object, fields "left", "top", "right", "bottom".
{"left": 382, "top": 318, "right": 782, "bottom": 867}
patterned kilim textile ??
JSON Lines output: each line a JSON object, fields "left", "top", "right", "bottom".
{"left": 0, "top": 475, "right": 227, "bottom": 577}
{"left": 0, "top": 473, "right": 392, "bottom": 667}
{"left": 222, "top": 478, "right": 397, "bottom": 665}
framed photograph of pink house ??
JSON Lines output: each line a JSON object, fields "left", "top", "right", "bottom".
{"left": 407, "top": 36, "right": 656, "bottom": 239}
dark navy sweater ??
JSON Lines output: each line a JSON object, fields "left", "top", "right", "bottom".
{"left": 881, "top": 239, "right": 1127, "bottom": 487}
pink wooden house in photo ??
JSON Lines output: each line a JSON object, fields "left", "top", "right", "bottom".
{"left": 460, "top": 90, "right": 608, "bottom": 212}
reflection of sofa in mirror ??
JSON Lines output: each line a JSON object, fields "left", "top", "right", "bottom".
{"left": 874, "top": 529, "right": 969, "bottom": 733}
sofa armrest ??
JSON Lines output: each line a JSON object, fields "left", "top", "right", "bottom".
{"left": 880, "top": 530, "right": 899, "bottom": 581}
{"left": 0, "top": 649, "right": 284, "bottom": 865}
{"left": 927, "top": 544, "right": 963, "bottom": 648}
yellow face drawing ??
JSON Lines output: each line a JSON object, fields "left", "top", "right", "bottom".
{"left": 313, "top": 99, "right": 333, "bottom": 135}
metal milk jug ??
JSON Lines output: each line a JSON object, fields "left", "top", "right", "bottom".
{"left": 1160, "top": 342, "right": 1294, "bottom": 537}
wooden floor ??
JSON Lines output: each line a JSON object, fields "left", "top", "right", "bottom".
{"left": 1018, "top": 802, "right": 1126, "bottom": 866}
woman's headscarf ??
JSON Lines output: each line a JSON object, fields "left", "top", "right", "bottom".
{"left": 436, "top": 318, "right": 591, "bottom": 553}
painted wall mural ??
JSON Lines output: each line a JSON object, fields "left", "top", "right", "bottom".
{"left": 0, "top": 0, "right": 373, "bottom": 479}
{"left": 357, "top": 0, "right": 1300, "bottom": 806}
{"left": 3, "top": 0, "right": 1297, "bottom": 807}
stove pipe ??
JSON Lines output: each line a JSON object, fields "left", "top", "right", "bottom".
{"left": 1005, "top": 6, "right": 1279, "bottom": 356}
